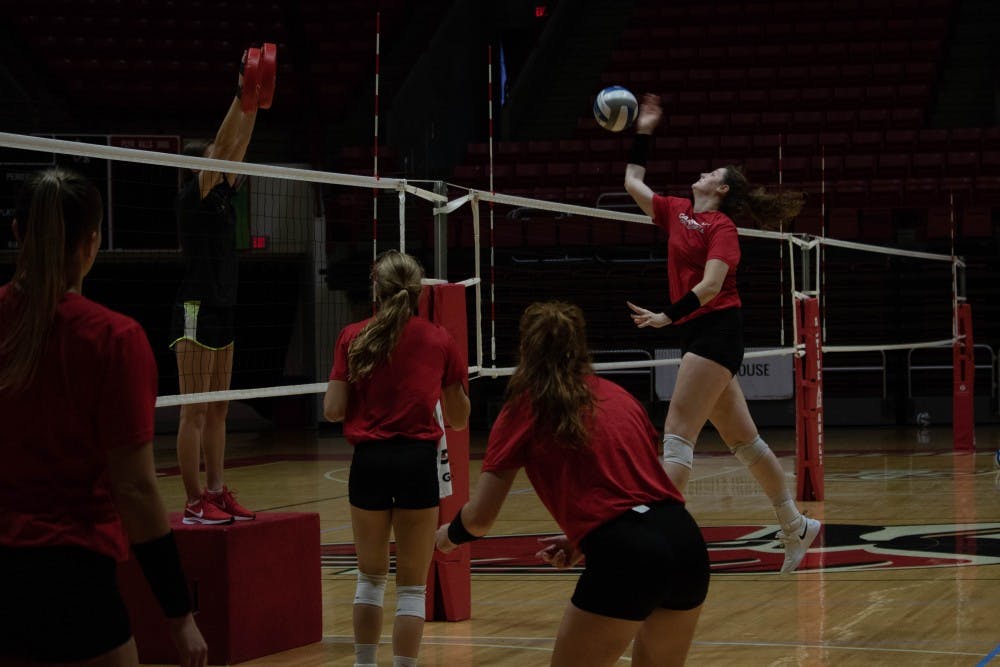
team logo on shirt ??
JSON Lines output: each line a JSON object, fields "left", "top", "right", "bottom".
{"left": 678, "top": 212, "right": 707, "bottom": 233}
{"left": 319, "top": 522, "right": 1000, "bottom": 574}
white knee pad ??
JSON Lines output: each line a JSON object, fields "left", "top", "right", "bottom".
{"left": 662, "top": 433, "right": 695, "bottom": 469}
{"left": 395, "top": 584, "right": 426, "bottom": 619}
{"left": 354, "top": 571, "right": 387, "bottom": 607}
{"left": 731, "top": 435, "right": 770, "bottom": 467}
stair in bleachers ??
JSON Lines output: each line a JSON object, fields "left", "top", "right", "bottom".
{"left": 930, "top": 0, "right": 999, "bottom": 127}
{"left": 508, "top": 0, "right": 637, "bottom": 140}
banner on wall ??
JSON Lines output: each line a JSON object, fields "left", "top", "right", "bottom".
{"left": 654, "top": 347, "right": 794, "bottom": 401}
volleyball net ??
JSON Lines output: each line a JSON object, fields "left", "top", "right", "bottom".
{"left": 0, "top": 131, "right": 977, "bottom": 471}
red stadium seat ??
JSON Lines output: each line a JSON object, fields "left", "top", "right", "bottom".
{"left": 946, "top": 152, "right": 980, "bottom": 177}
{"left": 917, "top": 128, "right": 949, "bottom": 151}
{"left": 790, "top": 111, "right": 824, "bottom": 132}
{"left": 926, "top": 207, "right": 951, "bottom": 239}
{"left": 884, "top": 129, "right": 918, "bottom": 152}
{"left": 912, "top": 152, "right": 945, "bottom": 178}
{"left": 828, "top": 208, "right": 860, "bottom": 239}
{"left": 890, "top": 107, "right": 924, "bottom": 128}
{"left": 860, "top": 208, "right": 894, "bottom": 241}
{"left": 729, "top": 112, "right": 761, "bottom": 131}
{"left": 877, "top": 153, "right": 912, "bottom": 179}
{"left": 686, "top": 136, "right": 717, "bottom": 157}
{"left": 545, "top": 163, "right": 576, "bottom": 186}
{"left": 781, "top": 156, "right": 811, "bottom": 183}
{"left": 843, "top": 154, "right": 876, "bottom": 179}
{"left": 949, "top": 128, "right": 983, "bottom": 151}
{"left": 813, "top": 154, "right": 843, "bottom": 180}
{"left": 961, "top": 206, "right": 994, "bottom": 237}
{"left": 851, "top": 131, "right": 883, "bottom": 152}
{"left": 869, "top": 179, "right": 904, "bottom": 207}
{"left": 761, "top": 111, "right": 793, "bottom": 132}
{"left": 743, "top": 157, "right": 778, "bottom": 181}
{"left": 824, "top": 110, "right": 857, "bottom": 131}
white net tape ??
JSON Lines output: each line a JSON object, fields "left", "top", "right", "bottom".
{"left": 0, "top": 132, "right": 964, "bottom": 409}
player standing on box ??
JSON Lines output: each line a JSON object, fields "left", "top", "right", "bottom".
{"left": 170, "top": 46, "right": 275, "bottom": 525}
{"left": 324, "top": 250, "right": 470, "bottom": 667}
{"left": 437, "top": 302, "right": 709, "bottom": 667}
{"left": 0, "top": 169, "right": 207, "bottom": 666}
{"left": 623, "top": 93, "right": 820, "bottom": 573}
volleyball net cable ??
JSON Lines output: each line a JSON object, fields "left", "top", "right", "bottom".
{"left": 0, "top": 132, "right": 966, "bottom": 411}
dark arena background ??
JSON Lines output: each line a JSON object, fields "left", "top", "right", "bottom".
{"left": 2, "top": 0, "right": 1000, "bottom": 665}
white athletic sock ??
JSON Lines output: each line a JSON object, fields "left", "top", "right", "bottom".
{"left": 354, "top": 643, "right": 377, "bottom": 667}
{"left": 393, "top": 656, "right": 418, "bottom": 667}
{"left": 774, "top": 499, "right": 802, "bottom": 532}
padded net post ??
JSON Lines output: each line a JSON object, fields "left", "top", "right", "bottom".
{"left": 952, "top": 303, "right": 975, "bottom": 451}
{"left": 794, "top": 295, "right": 824, "bottom": 501}
{"left": 419, "top": 282, "right": 471, "bottom": 621}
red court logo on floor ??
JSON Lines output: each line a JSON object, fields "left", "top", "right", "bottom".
{"left": 321, "top": 523, "right": 1000, "bottom": 574}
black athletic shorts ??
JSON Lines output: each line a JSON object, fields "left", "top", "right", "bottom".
{"left": 0, "top": 545, "right": 132, "bottom": 662}
{"left": 349, "top": 438, "right": 440, "bottom": 511}
{"left": 571, "top": 501, "right": 710, "bottom": 621}
{"left": 676, "top": 307, "right": 744, "bottom": 376}
{"left": 169, "top": 300, "right": 235, "bottom": 350}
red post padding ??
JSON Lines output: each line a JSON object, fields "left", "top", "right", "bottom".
{"left": 953, "top": 303, "right": 975, "bottom": 451}
{"left": 118, "top": 512, "right": 322, "bottom": 665}
{"left": 794, "top": 297, "right": 824, "bottom": 501}
{"left": 418, "top": 283, "right": 471, "bottom": 621}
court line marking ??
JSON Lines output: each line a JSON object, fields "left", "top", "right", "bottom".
{"left": 320, "top": 634, "right": 986, "bottom": 658}
{"left": 320, "top": 522, "right": 353, "bottom": 534}
{"left": 977, "top": 641, "right": 1000, "bottom": 666}
{"left": 693, "top": 639, "right": 985, "bottom": 657}
{"left": 323, "top": 467, "right": 350, "bottom": 483}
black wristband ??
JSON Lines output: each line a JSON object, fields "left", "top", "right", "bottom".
{"left": 447, "top": 511, "right": 480, "bottom": 545}
{"left": 629, "top": 133, "right": 652, "bottom": 167}
{"left": 664, "top": 290, "right": 701, "bottom": 322}
{"left": 132, "top": 532, "right": 192, "bottom": 619}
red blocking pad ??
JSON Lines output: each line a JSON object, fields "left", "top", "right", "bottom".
{"left": 118, "top": 512, "right": 322, "bottom": 664}
{"left": 419, "top": 284, "right": 472, "bottom": 621}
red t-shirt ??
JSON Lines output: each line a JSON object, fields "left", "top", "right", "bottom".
{"left": 330, "top": 316, "right": 466, "bottom": 444}
{"left": 0, "top": 288, "right": 158, "bottom": 561}
{"left": 483, "top": 375, "right": 683, "bottom": 546}
{"left": 651, "top": 194, "right": 742, "bottom": 324}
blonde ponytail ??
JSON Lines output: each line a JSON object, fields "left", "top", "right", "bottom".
{"left": 506, "top": 302, "right": 595, "bottom": 448}
{"left": 0, "top": 169, "right": 102, "bottom": 393}
{"left": 347, "top": 251, "right": 424, "bottom": 381}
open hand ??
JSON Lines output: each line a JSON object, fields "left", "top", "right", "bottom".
{"left": 535, "top": 535, "right": 583, "bottom": 569}
{"left": 635, "top": 94, "right": 663, "bottom": 134}
{"left": 627, "top": 301, "right": 671, "bottom": 328}
{"left": 168, "top": 614, "right": 208, "bottom": 667}
{"left": 436, "top": 524, "right": 457, "bottom": 554}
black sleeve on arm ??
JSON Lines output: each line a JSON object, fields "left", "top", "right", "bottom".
{"left": 132, "top": 531, "right": 192, "bottom": 619}
{"left": 447, "top": 510, "right": 480, "bottom": 545}
{"left": 664, "top": 290, "right": 701, "bottom": 322}
{"left": 628, "top": 133, "right": 651, "bottom": 167}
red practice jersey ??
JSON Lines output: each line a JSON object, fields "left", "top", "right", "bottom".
{"left": 330, "top": 316, "right": 466, "bottom": 444}
{"left": 651, "top": 194, "right": 742, "bottom": 323}
{"left": 483, "top": 375, "right": 683, "bottom": 546}
{"left": 0, "top": 289, "right": 158, "bottom": 561}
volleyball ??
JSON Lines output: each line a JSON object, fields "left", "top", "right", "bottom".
{"left": 593, "top": 86, "right": 638, "bottom": 132}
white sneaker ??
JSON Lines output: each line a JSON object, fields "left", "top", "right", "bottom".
{"left": 777, "top": 517, "right": 821, "bottom": 573}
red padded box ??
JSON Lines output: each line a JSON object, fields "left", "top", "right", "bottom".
{"left": 118, "top": 512, "right": 322, "bottom": 664}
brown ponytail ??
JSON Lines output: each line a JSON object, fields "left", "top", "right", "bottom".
{"left": 347, "top": 250, "right": 424, "bottom": 381}
{"left": 0, "top": 168, "right": 103, "bottom": 393}
{"left": 720, "top": 165, "right": 804, "bottom": 231}
{"left": 506, "top": 302, "right": 595, "bottom": 448}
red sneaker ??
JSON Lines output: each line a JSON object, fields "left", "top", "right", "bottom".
{"left": 183, "top": 497, "right": 234, "bottom": 525}
{"left": 205, "top": 486, "right": 256, "bottom": 521}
